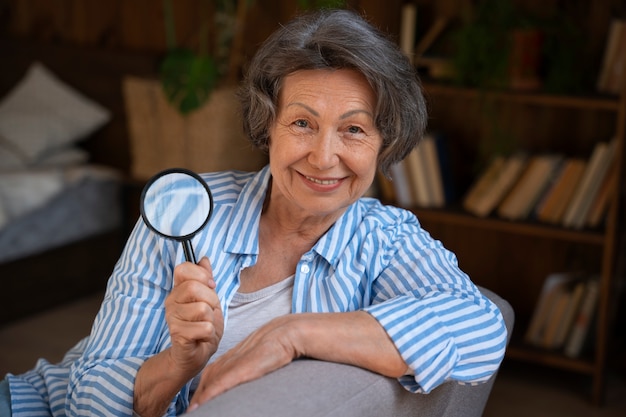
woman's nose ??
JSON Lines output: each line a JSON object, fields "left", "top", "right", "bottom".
{"left": 307, "top": 130, "right": 339, "bottom": 169}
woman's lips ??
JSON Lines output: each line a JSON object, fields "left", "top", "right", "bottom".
{"left": 300, "top": 172, "right": 344, "bottom": 191}
{"left": 304, "top": 175, "right": 340, "bottom": 185}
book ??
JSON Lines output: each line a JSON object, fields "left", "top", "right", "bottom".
{"left": 524, "top": 273, "right": 573, "bottom": 346}
{"left": 597, "top": 19, "right": 626, "bottom": 95}
{"left": 404, "top": 146, "right": 432, "bottom": 207}
{"left": 420, "top": 134, "right": 445, "bottom": 207}
{"left": 466, "top": 152, "right": 529, "bottom": 218}
{"left": 585, "top": 159, "right": 617, "bottom": 228}
{"left": 389, "top": 162, "right": 413, "bottom": 207}
{"left": 540, "top": 284, "right": 573, "bottom": 349}
{"left": 597, "top": 20, "right": 625, "bottom": 93}
{"left": 497, "top": 154, "right": 562, "bottom": 220}
{"left": 535, "top": 158, "right": 587, "bottom": 224}
{"left": 552, "top": 280, "right": 586, "bottom": 349}
{"left": 529, "top": 164, "right": 562, "bottom": 220}
{"left": 463, "top": 155, "right": 507, "bottom": 215}
{"left": 564, "top": 279, "right": 600, "bottom": 358}
{"left": 562, "top": 140, "right": 617, "bottom": 229}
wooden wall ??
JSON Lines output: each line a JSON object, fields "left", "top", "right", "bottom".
{"left": 2, "top": 0, "right": 623, "bottom": 79}
{"left": 410, "top": 0, "right": 625, "bottom": 69}
{"left": 0, "top": 0, "right": 403, "bottom": 55}
{"left": 2, "top": 0, "right": 624, "bottom": 54}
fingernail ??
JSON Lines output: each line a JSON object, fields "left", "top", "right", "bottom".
{"left": 188, "top": 403, "right": 198, "bottom": 413}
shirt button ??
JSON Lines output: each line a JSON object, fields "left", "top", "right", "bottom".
{"left": 300, "top": 264, "right": 310, "bottom": 274}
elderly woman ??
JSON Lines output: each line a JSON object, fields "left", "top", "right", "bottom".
{"left": 2, "top": 8, "right": 507, "bottom": 417}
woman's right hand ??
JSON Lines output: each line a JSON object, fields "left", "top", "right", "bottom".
{"left": 134, "top": 257, "right": 224, "bottom": 417}
{"left": 165, "top": 256, "right": 224, "bottom": 377}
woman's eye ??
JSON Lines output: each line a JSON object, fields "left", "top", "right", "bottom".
{"left": 348, "top": 125, "right": 364, "bottom": 134}
{"left": 294, "top": 119, "right": 309, "bottom": 128}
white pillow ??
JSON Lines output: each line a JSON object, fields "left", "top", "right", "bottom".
{"left": 37, "top": 147, "right": 90, "bottom": 167}
{"left": 0, "top": 135, "right": 28, "bottom": 169}
{"left": 0, "top": 62, "right": 111, "bottom": 165}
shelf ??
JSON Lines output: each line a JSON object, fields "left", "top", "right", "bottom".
{"left": 411, "top": 207, "right": 606, "bottom": 246}
{"left": 506, "top": 344, "right": 596, "bottom": 375}
{"left": 422, "top": 82, "right": 621, "bottom": 112}
{"left": 414, "top": 16, "right": 625, "bottom": 404}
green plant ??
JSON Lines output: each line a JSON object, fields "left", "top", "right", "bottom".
{"left": 450, "top": 0, "right": 585, "bottom": 94}
{"left": 540, "top": 18, "right": 588, "bottom": 94}
{"left": 160, "top": 0, "right": 346, "bottom": 115}
{"left": 450, "top": 0, "right": 518, "bottom": 89}
{"left": 160, "top": 0, "right": 251, "bottom": 115}
{"left": 297, "top": 0, "right": 346, "bottom": 9}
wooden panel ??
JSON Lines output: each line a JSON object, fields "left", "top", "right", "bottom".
{"left": 0, "top": 0, "right": 404, "bottom": 52}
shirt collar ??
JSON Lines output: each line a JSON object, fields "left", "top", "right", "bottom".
{"left": 311, "top": 201, "right": 364, "bottom": 268}
{"left": 224, "top": 166, "right": 271, "bottom": 255}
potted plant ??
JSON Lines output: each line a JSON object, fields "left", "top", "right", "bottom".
{"left": 161, "top": 0, "right": 347, "bottom": 115}
{"left": 450, "top": 0, "right": 538, "bottom": 90}
{"left": 124, "top": 0, "right": 347, "bottom": 180}
{"left": 159, "top": 0, "right": 251, "bottom": 115}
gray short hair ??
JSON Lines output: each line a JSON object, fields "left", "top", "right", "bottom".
{"left": 238, "top": 9, "right": 427, "bottom": 177}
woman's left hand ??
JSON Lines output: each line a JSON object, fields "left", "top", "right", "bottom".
{"left": 187, "top": 311, "right": 407, "bottom": 412}
{"left": 188, "top": 315, "right": 298, "bottom": 411}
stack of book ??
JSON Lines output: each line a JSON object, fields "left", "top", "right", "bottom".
{"left": 382, "top": 133, "right": 456, "bottom": 208}
{"left": 462, "top": 139, "right": 617, "bottom": 229}
{"left": 524, "top": 272, "right": 600, "bottom": 358}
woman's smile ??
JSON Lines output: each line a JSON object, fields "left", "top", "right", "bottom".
{"left": 301, "top": 172, "right": 344, "bottom": 189}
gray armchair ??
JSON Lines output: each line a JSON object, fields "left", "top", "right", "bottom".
{"left": 189, "top": 286, "right": 514, "bottom": 417}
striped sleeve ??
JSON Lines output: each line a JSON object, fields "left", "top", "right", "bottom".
{"left": 64, "top": 169, "right": 258, "bottom": 416}
{"left": 7, "top": 338, "right": 86, "bottom": 417}
{"left": 66, "top": 219, "right": 181, "bottom": 416}
{"left": 362, "top": 209, "right": 507, "bottom": 393}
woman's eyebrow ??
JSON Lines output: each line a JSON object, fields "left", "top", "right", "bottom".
{"left": 286, "top": 102, "right": 372, "bottom": 119}
{"left": 287, "top": 102, "right": 319, "bottom": 116}
{"left": 339, "top": 109, "right": 373, "bottom": 120}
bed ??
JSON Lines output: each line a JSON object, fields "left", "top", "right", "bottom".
{"left": 0, "top": 37, "right": 159, "bottom": 325}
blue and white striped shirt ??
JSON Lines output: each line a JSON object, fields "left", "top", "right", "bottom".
{"left": 7, "top": 166, "right": 507, "bottom": 416}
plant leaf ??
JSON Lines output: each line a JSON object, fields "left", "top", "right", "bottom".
{"left": 298, "top": 0, "right": 346, "bottom": 10}
{"left": 160, "top": 48, "right": 219, "bottom": 115}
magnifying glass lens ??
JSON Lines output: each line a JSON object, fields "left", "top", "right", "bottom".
{"left": 140, "top": 168, "right": 213, "bottom": 263}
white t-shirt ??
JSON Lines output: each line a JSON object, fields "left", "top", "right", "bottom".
{"left": 190, "top": 275, "right": 294, "bottom": 392}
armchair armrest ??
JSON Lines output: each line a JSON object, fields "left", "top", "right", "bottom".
{"left": 188, "top": 286, "right": 514, "bottom": 417}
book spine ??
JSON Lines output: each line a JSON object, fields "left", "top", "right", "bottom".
{"left": 421, "top": 135, "right": 445, "bottom": 207}
{"left": 564, "top": 280, "right": 600, "bottom": 358}
{"left": 405, "top": 148, "right": 432, "bottom": 207}
{"left": 390, "top": 163, "right": 413, "bottom": 207}
{"left": 562, "top": 142, "right": 608, "bottom": 228}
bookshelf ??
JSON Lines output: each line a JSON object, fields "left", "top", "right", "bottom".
{"left": 405, "top": 79, "right": 625, "bottom": 405}
{"left": 394, "top": 3, "right": 625, "bottom": 406}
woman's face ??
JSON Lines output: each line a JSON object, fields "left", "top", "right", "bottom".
{"left": 268, "top": 69, "right": 382, "bottom": 219}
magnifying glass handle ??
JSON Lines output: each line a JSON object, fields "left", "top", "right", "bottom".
{"left": 182, "top": 240, "right": 197, "bottom": 264}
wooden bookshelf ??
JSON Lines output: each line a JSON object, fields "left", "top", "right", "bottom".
{"left": 409, "top": 74, "right": 625, "bottom": 405}
{"left": 395, "top": 0, "right": 626, "bottom": 403}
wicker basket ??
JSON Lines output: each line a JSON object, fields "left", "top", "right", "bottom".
{"left": 123, "top": 76, "right": 268, "bottom": 180}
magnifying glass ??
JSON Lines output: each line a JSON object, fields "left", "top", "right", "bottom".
{"left": 140, "top": 168, "right": 214, "bottom": 264}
